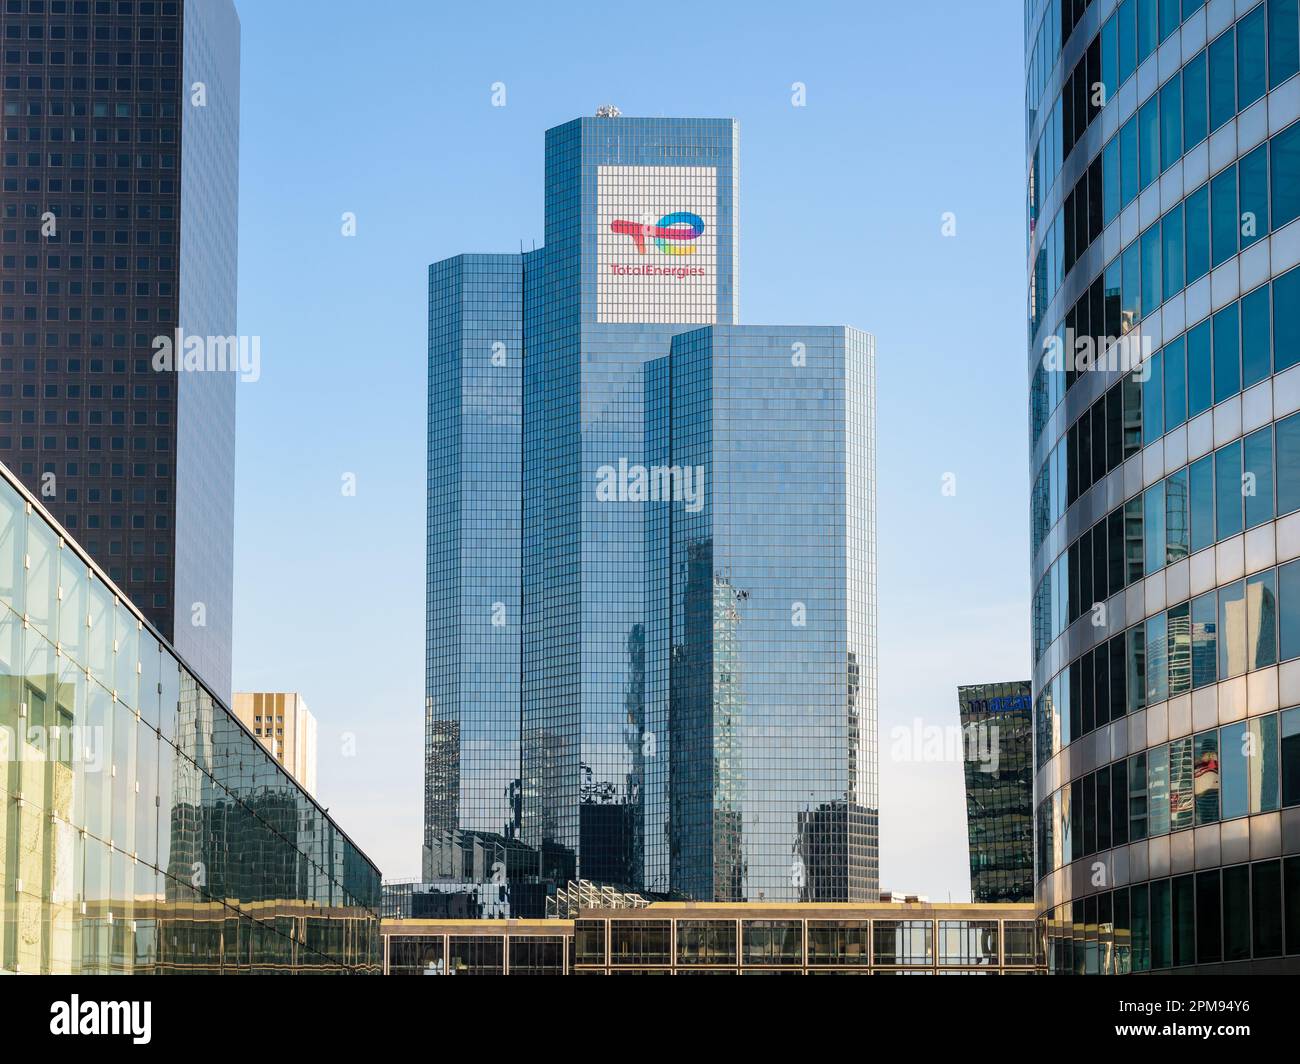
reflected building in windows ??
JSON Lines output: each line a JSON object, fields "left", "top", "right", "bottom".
{"left": 0, "top": 461, "right": 380, "bottom": 974}
{"left": 425, "top": 114, "right": 876, "bottom": 905}
{"left": 381, "top": 900, "right": 1042, "bottom": 974}
{"left": 957, "top": 682, "right": 1033, "bottom": 904}
{"left": 1027, "top": 0, "right": 1300, "bottom": 972}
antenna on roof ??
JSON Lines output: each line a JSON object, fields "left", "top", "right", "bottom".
{"left": 595, "top": 104, "right": 622, "bottom": 118}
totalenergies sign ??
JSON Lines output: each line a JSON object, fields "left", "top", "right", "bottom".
{"left": 597, "top": 165, "right": 717, "bottom": 325}
{"left": 609, "top": 212, "right": 706, "bottom": 255}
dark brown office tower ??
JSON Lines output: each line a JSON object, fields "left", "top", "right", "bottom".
{"left": 0, "top": 0, "right": 238, "bottom": 697}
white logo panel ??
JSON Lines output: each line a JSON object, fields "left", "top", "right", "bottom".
{"left": 597, "top": 165, "right": 718, "bottom": 324}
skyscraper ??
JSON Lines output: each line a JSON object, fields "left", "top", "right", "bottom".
{"left": 425, "top": 114, "right": 877, "bottom": 907}
{"left": 0, "top": 0, "right": 239, "bottom": 699}
{"left": 1027, "top": 0, "right": 1300, "bottom": 972}
{"left": 232, "top": 690, "right": 318, "bottom": 797}
{"left": 956, "top": 681, "right": 1033, "bottom": 903}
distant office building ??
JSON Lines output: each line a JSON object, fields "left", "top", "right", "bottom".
{"left": 1027, "top": 0, "right": 1300, "bottom": 972}
{"left": 382, "top": 900, "right": 1042, "bottom": 975}
{"left": 0, "top": 0, "right": 240, "bottom": 699}
{"left": 425, "top": 114, "right": 876, "bottom": 904}
{"left": 232, "top": 690, "right": 318, "bottom": 797}
{"left": 957, "top": 681, "right": 1033, "bottom": 903}
{"left": 0, "top": 461, "right": 380, "bottom": 973}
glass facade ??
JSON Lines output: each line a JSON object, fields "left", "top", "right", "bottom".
{"left": 0, "top": 0, "right": 238, "bottom": 700}
{"left": 424, "top": 253, "right": 533, "bottom": 898}
{"left": 0, "top": 460, "right": 381, "bottom": 973}
{"left": 1027, "top": 0, "right": 1300, "bottom": 972}
{"left": 382, "top": 902, "right": 1042, "bottom": 975}
{"left": 957, "top": 681, "right": 1034, "bottom": 903}
{"left": 647, "top": 325, "right": 877, "bottom": 902}
{"left": 425, "top": 115, "right": 876, "bottom": 905}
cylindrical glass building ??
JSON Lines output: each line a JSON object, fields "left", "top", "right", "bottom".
{"left": 1027, "top": 0, "right": 1300, "bottom": 972}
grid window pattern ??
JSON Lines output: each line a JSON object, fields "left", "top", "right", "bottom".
{"left": 0, "top": 463, "right": 381, "bottom": 974}
{"left": 426, "top": 116, "right": 872, "bottom": 907}
{"left": 384, "top": 908, "right": 1044, "bottom": 974}
{"left": 957, "top": 681, "right": 1034, "bottom": 903}
{"left": 0, "top": 0, "right": 238, "bottom": 698}
{"left": 647, "top": 326, "right": 877, "bottom": 902}
{"left": 424, "top": 254, "right": 524, "bottom": 885}
{"left": 1028, "top": 0, "right": 1300, "bottom": 972}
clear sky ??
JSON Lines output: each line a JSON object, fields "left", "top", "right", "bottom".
{"left": 229, "top": 0, "right": 1030, "bottom": 898}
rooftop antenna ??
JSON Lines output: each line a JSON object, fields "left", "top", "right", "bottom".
{"left": 595, "top": 104, "right": 622, "bottom": 118}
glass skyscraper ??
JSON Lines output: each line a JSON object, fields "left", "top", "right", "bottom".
{"left": 1027, "top": 0, "right": 1300, "bottom": 972}
{"left": 426, "top": 114, "right": 877, "bottom": 908}
{"left": 957, "top": 681, "right": 1034, "bottom": 903}
{"left": 0, "top": 0, "right": 239, "bottom": 700}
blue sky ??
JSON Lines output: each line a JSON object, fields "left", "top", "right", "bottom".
{"left": 230, "top": 0, "right": 1029, "bottom": 897}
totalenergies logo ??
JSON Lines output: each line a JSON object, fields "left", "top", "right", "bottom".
{"left": 610, "top": 212, "right": 705, "bottom": 256}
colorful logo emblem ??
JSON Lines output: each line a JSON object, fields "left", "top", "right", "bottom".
{"left": 610, "top": 212, "right": 705, "bottom": 255}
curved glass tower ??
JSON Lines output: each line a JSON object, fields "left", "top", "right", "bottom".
{"left": 1027, "top": 0, "right": 1300, "bottom": 972}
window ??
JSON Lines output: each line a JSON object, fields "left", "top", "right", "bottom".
{"left": 1149, "top": 743, "right": 1171, "bottom": 837}
{"left": 1252, "top": 860, "right": 1283, "bottom": 958}
{"left": 1248, "top": 715, "right": 1280, "bottom": 813}
{"left": 1141, "top": 221, "right": 1162, "bottom": 316}
{"left": 1138, "top": 0, "right": 1159, "bottom": 62}
{"left": 1243, "top": 426, "right": 1274, "bottom": 529}
{"left": 1208, "top": 28, "right": 1236, "bottom": 131}
{"left": 1172, "top": 874, "right": 1195, "bottom": 966}
{"left": 1170, "top": 736, "right": 1194, "bottom": 831}
{"left": 1222, "top": 719, "right": 1249, "bottom": 820}
{"left": 806, "top": 921, "right": 867, "bottom": 966}
{"left": 873, "top": 920, "right": 933, "bottom": 966}
{"left": 1185, "top": 183, "right": 1210, "bottom": 283}
{"left": 1210, "top": 164, "right": 1238, "bottom": 268}
{"left": 1196, "top": 870, "right": 1222, "bottom": 963}
{"left": 1138, "top": 95, "right": 1160, "bottom": 190}
{"left": 1246, "top": 569, "right": 1277, "bottom": 669}
{"left": 1144, "top": 480, "right": 1166, "bottom": 575}
{"left": 1120, "top": 116, "right": 1139, "bottom": 207}
{"left": 1269, "top": 0, "right": 1300, "bottom": 89}
{"left": 1129, "top": 750, "right": 1149, "bottom": 840}
{"left": 1213, "top": 301, "right": 1240, "bottom": 404}
{"left": 1183, "top": 49, "right": 1208, "bottom": 148}
{"left": 1160, "top": 74, "right": 1182, "bottom": 171}
{"left": 1223, "top": 864, "right": 1251, "bottom": 960}
{"left": 1278, "top": 414, "right": 1300, "bottom": 517}
{"left": 938, "top": 921, "right": 998, "bottom": 966}
{"left": 609, "top": 921, "right": 671, "bottom": 966}
{"left": 1274, "top": 121, "right": 1300, "bottom": 230}
{"left": 1162, "top": 205, "right": 1184, "bottom": 302}
{"left": 1241, "top": 284, "right": 1271, "bottom": 388}
{"left": 743, "top": 921, "right": 801, "bottom": 966}
{"left": 1150, "top": 879, "right": 1172, "bottom": 968}
{"left": 1214, "top": 441, "right": 1242, "bottom": 540}
{"left": 1236, "top": 5, "right": 1268, "bottom": 111}
{"left": 1143, "top": 349, "right": 1164, "bottom": 446}
{"left": 1218, "top": 580, "right": 1247, "bottom": 679}
{"left": 1194, "top": 730, "right": 1220, "bottom": 825}
{"left": 1166, "top": 468, "right": 1188, "bottom": 563}
{"left": 1164, "top": 335, "right": 1187, "bottom": 429}
{"left": 677, "top": 920, "right": 737, "bottom": 965}
{"left": 1282, "top": 560, "right": 1300, "bottom": 661}
{"left": 1282, "top": 707, "right": 1300, "bottom": 807}
{"left": 1169, "top": 601, "right": 1191, "bottom": 695}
